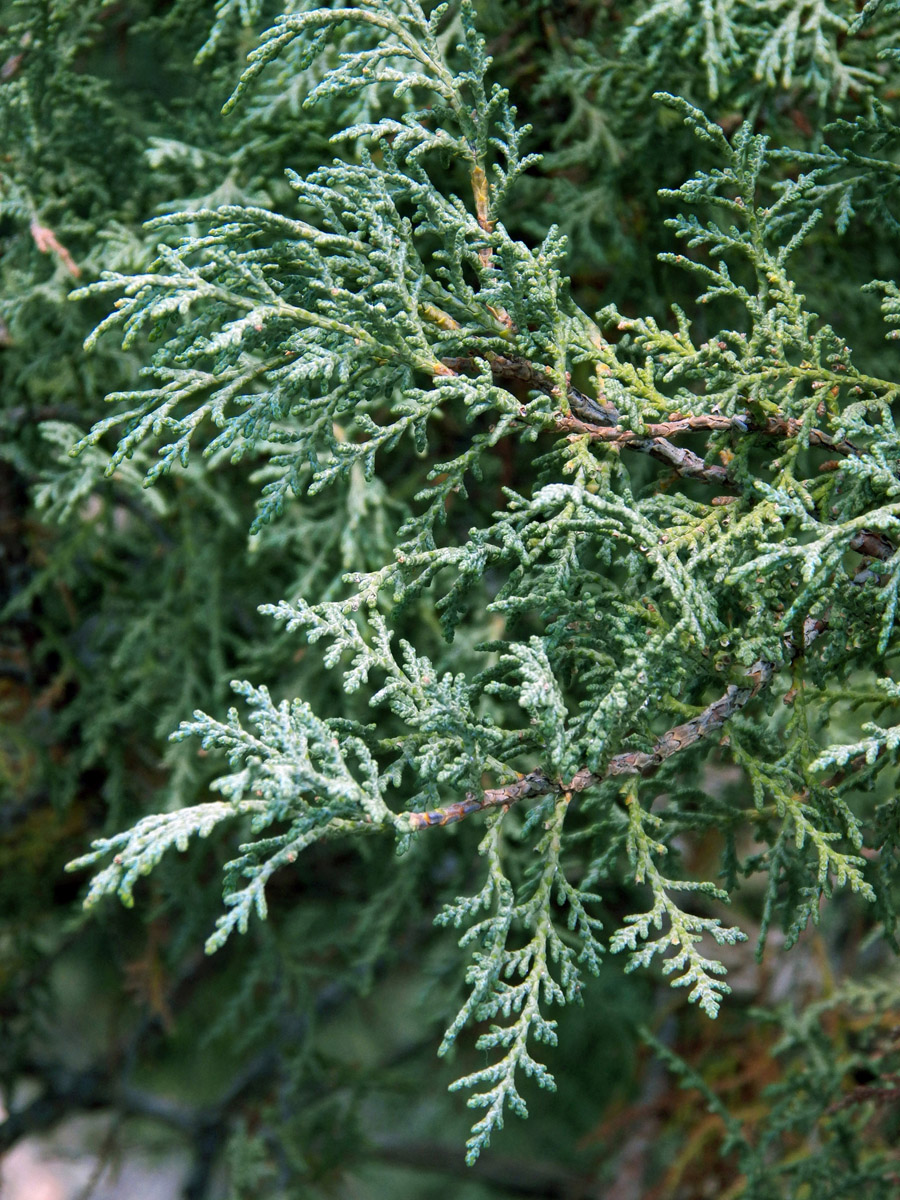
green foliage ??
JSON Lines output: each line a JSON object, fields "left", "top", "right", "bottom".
{"left": 4, "top": 0, "right": 900, "bottom": 1189}
{"left": 645, "top": 972, "right": 900, "bottom": 1197}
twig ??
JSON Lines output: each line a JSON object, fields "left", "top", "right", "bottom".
{"left": 410, "top": 592, "right": 881, "bottom": 832}
{"left": 408, "top": 660, "right": 775, "bottom": 829}
{"left": 443, "top": 350, "right": 863, "bottom": 488}
{"left": 442, "top": 352, "right": 731, "bottom": 485}
{"left": 441, "top": 353, "right": 619, "bottom": 421}
{"left": 556, "top": 406, "right": 861, "bottom": 488}
{"left": 556, "top": 409, "right": 856, "bottom": 456}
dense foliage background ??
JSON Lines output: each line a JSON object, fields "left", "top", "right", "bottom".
{"left": 3, "top": 1, "right": 900, "bottom": 1196}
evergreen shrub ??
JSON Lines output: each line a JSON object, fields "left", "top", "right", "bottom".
{"left": 4, "top": 0, "right": 900, "bottom": 1193}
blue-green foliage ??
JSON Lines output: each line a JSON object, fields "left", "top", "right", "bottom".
{"left": 61, "top": 0, "right": 900, "bottom": 1167}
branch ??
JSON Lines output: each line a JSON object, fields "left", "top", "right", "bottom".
{"left": 556, "top": 410, "right": 857, "bottom": 457}
{"left": 414, "top": 353, "right": 893, "bottom": 829}
{"left": 444, "top": 352, "right": 857, "bottom": 487}
{"left": 850, "top": 529, "right": 895, "bottom": 561}
{"left": 409, "top": 603, "right": 854, "bottom": 831}
{"left": 442, "top": 353, "right": 618, "bottom": 424}
{"left": 558, "top": 407, "right": 891, "bottom": 551}
{"left": 446, "top": 350, "right": 859, "bottom": 485}
{"left": 408, "top": 660, "right": 776, "bottom": 829}
{"left": 442, "top": 352, "right": 731, "bottom": 485}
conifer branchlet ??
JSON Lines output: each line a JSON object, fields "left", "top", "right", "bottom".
{"left": 62, "top": 0, "right": 900, "bottom": 1164}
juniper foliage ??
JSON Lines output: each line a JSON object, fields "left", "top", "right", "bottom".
{"left": 4, "top": 0, "right": 900, "bottom": 1187}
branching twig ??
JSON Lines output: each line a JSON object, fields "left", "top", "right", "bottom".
{"left": 444, "top": 352, "right": 858, "bottom": 487}
{"left": 1, "top": 985, "right": 355, "bottom": 1200}
{"left": 445, "top": 350, "right": 860, "bottom": 486}
{"left": 442, "top": 352, "right": 731, "bottom": 484}
{"left": 409, "top": 615, "right": 839, "bottom": 830}
{"left": 557, "top": 410, "right": 857, "bottom": 457}
{"left": 408, "top": 660, "right": 776, "bottom": 829}
{"left": 441, "top": 353, "right": 619, "bottom": 421}
{"left": 415, "top": 347, "right": 896, "bottom": 832}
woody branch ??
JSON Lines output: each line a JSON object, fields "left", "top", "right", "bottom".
{"left": 407, "top": 659, "right": 778, "bottom": 830}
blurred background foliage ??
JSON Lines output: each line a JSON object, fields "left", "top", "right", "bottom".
{"left": 2, "top": 1, "right": 899, "bottom": 1196}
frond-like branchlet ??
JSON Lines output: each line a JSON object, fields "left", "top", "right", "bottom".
{"left": 61, "top": 0, "right": 900, "bottom": 1166}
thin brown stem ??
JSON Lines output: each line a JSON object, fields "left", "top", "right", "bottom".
{"left": 407, "top": 661, "right": 775, "bottom": 829}
{"left": 557, "top": 410, "right": 856, "bottom": 455}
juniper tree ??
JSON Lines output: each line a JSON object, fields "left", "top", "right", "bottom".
{"left": 4, "top": 0, "right": 900, "bottom": 1190}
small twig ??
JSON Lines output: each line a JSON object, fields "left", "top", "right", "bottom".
{"left": 557, "top": 411, "right": 856, "bottom": 455}
{"left": 448, "top": 349, "right": 861, "bottom": 487}
{"left": 468, "top": 165, "right": 513, "bottom": 328}
{"left": 442, "top": 348, "right": 860, "bottom": 485}
{"left": 409, "top": 602, "right": 860, "bottom": 832}
{"left": 558, "top": 406, "right": 893, "bottom": 556}
{"left": 827, "top": 1074, "right": 900, "bottom": 1113}
{"left": 0, "top": 959, "right": 392, "bottom": 1199}
{"left": 556, "top": 408, "right": 861, "bottom": 490}
{"left": 443, "top": 352, "right": 730, "bottom": 484}
{"left": 408, "top": 661, "right": 775, "bottom": 829}
{"left": 441, "top": 353, "right": 619, "bottom": 424}
{"left": 416, "top": 354, "right": 895, "bottom": 828}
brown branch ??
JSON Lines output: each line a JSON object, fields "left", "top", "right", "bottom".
{"left": 557, "top": 406, "right": 734, "bottom": 484}
{"left": 30, "top": 219, "right": 81, "bottom": 278}
{"left": 761, "top": 415, "right": 858, "bottom": 456}
{"left": 557, "top": 410, "right": 855, "bottom": 454}
{"left": 408, "top": 607, "right": 857, "bottom": 831}
{"left": 638, "top": 434, "right": 732, "bottom": 484}
{"left": 558, "top": 408, "right": 894, "bottom": 553}
{"left": 440, "top": 353, "right": 620, "bottom": 425}
{"left": 467, "top": 166, "right": 514, "bottom": 328}
{"left": 827, "top": 1074, "right": 900, "bottom": 1114}
{"left": 556, "top": 408, "right": 859, "bottom": 489}
{"left": 442, "top": 351, "right": 861, "bottom": 488}
{"left": 442, "top": 353, "right": 731, "bottom": 485}
{"left": 442, "top": 349, "right": 861, "bottom": 486}
{"left": 560, "top": 412, "right": 737, "bottom": 441}
{"left": 407, "top": 660, "right": 775, "bottom": 830}
{"left": 0, "top": 967, "right": 372, "bottom": 1200}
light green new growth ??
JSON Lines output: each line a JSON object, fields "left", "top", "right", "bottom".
{"left": 67, "top": 0, "right": 900, "bottom": 1164}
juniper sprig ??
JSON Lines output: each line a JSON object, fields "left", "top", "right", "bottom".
{"left": 63, "top": 0, "right": 900, "bottom": 1164}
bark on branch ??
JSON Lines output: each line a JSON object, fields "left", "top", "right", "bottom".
{"left": 442, "top": 352, "right": 732, "bottom": 484}
{"left": 407, "top": 610, "right": 844, "bottom": 831}
{"left": 408, "top": 660, "right": 777, "bottom": 829}
{"left": 441, "top": 352, "right": 858, "bottom": 487}
{"left": 556, "top": 410, "right": 857, "bottom": 458}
